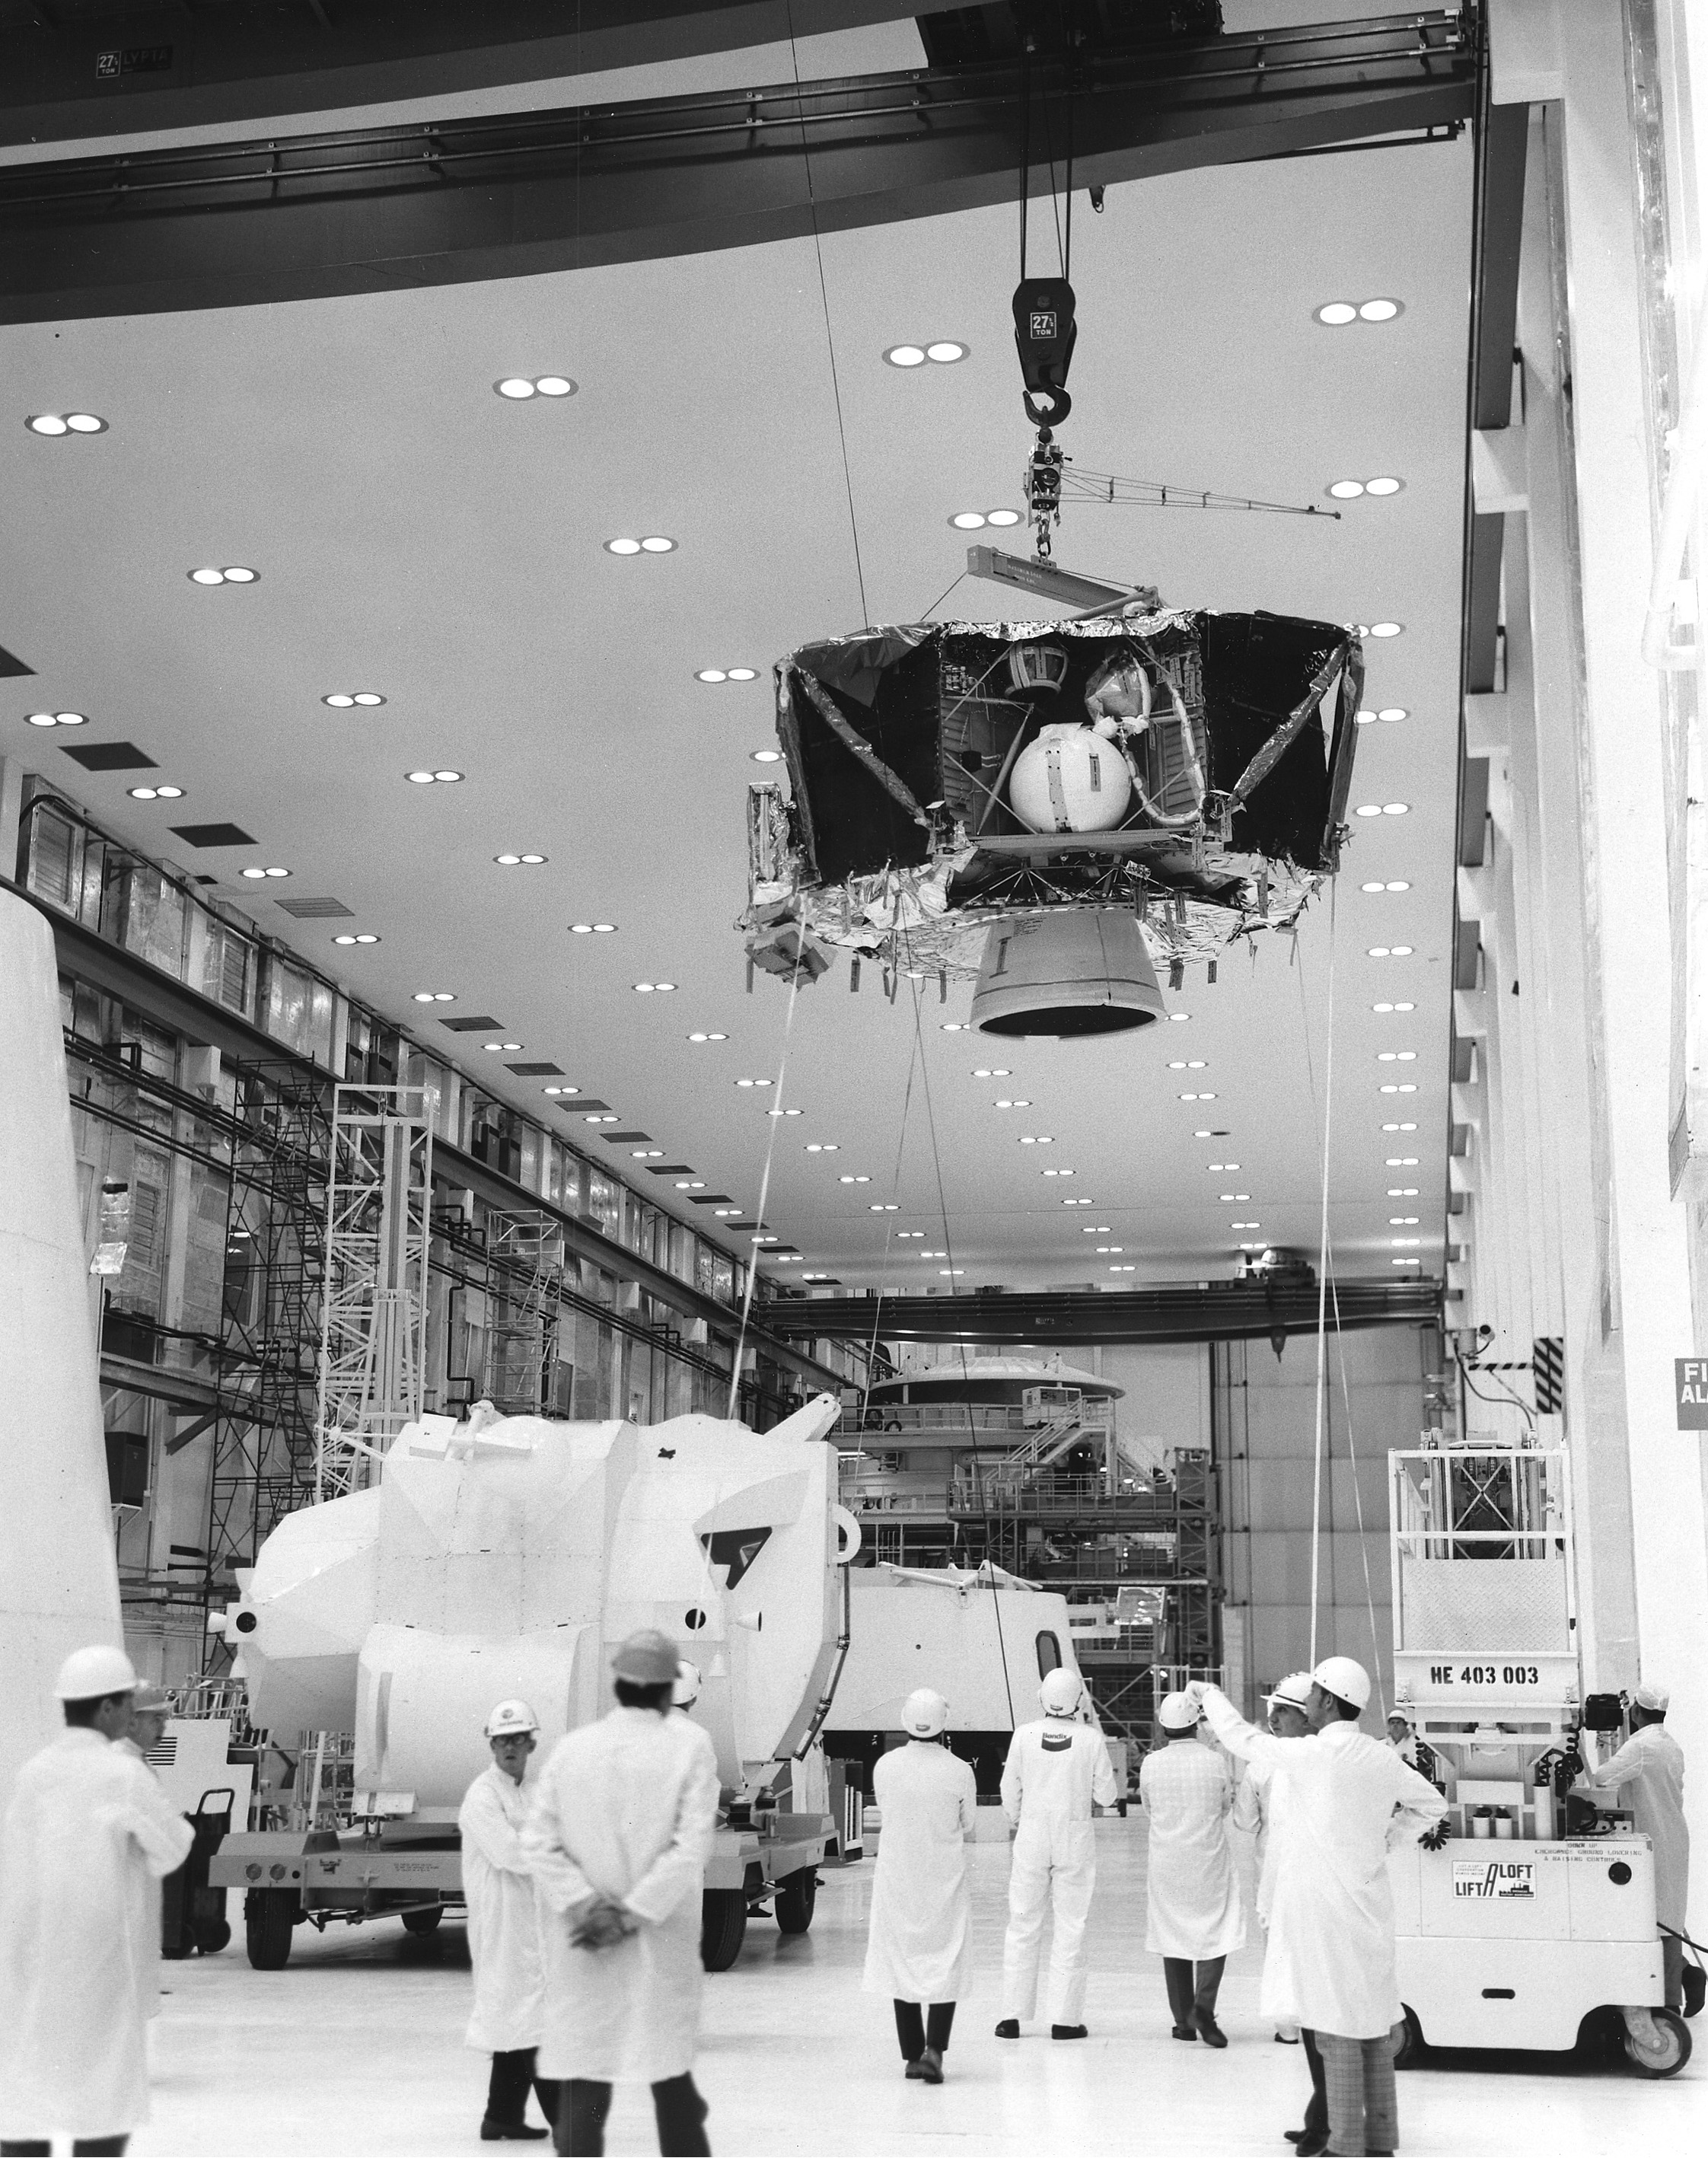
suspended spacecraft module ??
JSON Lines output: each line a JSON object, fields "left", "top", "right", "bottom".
{"left": 743, "top": 609, "right": 1362, "bottom": 994}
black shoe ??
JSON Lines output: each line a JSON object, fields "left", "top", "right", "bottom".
{"left": 903, "top": 2056, "right": 927, "bottom": 2079}
{"left": 480, "top": 2125, "right": 550, "bottom": 2144}
{"left": 917, "top": 2045, "right": 945, "bottom": 2084}
{"left": 1171, "top": 2024, "right": 1197, "bottom": 2041}
{"left": 994, "top": 2018, "right": 1020, "bottom": 2039}
{"left": 1294, "top": 2137, "right": 1329, "bottom": 2157}
{"left": 1283, "top": 2136, "right": 1303, "bottom": 2148}
{"left": 1051, "top": 2024, "right": 1088, "bottom": 2041}
{"left": 1193, "top": 2010, "right": 1228, "bottom": 2049}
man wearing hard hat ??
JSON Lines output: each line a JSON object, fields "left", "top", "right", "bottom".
{"left": 1188, "top": 1659, "right": 1447, "bottom": 2158}
{"left": 459, "top": 1700, "right": 557, "bottom": 2142}
{"left": 1139, "top": 1691, "right": 1244, "bottom": 2046}
{"left": 0, "top": 1645, "right": 193, "bottom": 2155}
{"left": 1231, "top": 1673, "right": 1314, "bottom": 2045}
{"left": 862, "top": 1688, "right": 979, "bottom": 2084}
{"left": 995, "top": 1666, "right": 1119, "bottom": 2042}
{"left": 1573, "top": 1681, "right": 1690, "bottom": 2011}
{"left": 522, "top": 1631, "right": 719, "bottom": 2156}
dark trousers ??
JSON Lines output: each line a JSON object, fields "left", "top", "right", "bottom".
{"left": 488, "top": 2046, "right": 560, "bottom": 2131}
{"left": 556, "top": 2073, "right": 709, "bottom": 2157}
{"left": 892, "top": 2000, "right": 956, "bottom": 2060}
{"left": 1163, "top": 1954, "right": 1225, "bottom": 2028}
{"left": 1301, "top": 2027, "right": 1330, "bottom": 2145}
{"left": 2, "top": 2143, "right": 127, "bottom": 2155}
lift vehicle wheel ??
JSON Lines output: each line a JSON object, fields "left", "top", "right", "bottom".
{"left": 244, "top": 1888, "right": 299, "bottom": 1970}
{"left": 1624, "top": 2007, "right": 1693, "bottom": 2078}
{"left": 194, "top": 1918, "right": 232, "bottom": 1955}
{"left": 773, "top": 1870, "right": 819, "bottom": 1936}
{"left": 1391, "top": 2007, "right": 1424, "bottom": 2070}
{"left": 700, "top": 1889, "right": 747, "bottom": 1972}
{"left": 400, "top": 1906, "right": 444, "bottom": 1936}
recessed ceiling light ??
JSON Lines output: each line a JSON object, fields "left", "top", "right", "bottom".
{"left": 1168, "top": 1012, "right": 1190, "bottom": 1022}
{"left": 1219, "top": 1193, "right": 1251, "bottom": 1201}
{"left": 333, "top": 932, "right": 381, "bottom": 945}
{"left": 633, "top": 981, "right": 677, "bottom": 993}
{"left": 494, "top": 853, "right": 548, "bottom": 865}
{"left": 26, "top": 709, "right": 87, "bottom": 727}
{"left": 1389, "top": 1216, "right": 1420, "bottom": 1226}
{"left": 1382, "top": 1121, "right": 1419, "bottom": 1132}
{"left": 750, "top": 748, "right": 785, "bottom": 763}
{"left": 483, "top": 1041, "right": 524, "bottom": 1052}
{"left": 127, "top": 784, "right": 184, "bottom": 800}
{"left": 1081, "top": 1226, "right": 1111, "bottom": 1233}
{"left": 543, "top": 1084, "right": 580, "bottom": 1097}
{"left": 1386, "top": 1156, "right": 1420, "bottom": 1166}
{"left": 323, "top": 692, "right": 387, "bottom": 708}
{"left": 1062, "top": 1198, "right": 1092, "bottom": 1207}
{"left": 972, "top": 1068, "right": 1012, "bottom": 1078}
{"left": 494, "top": 375, "right": 577, "bottom": 399}
{"left": 607, "top": 536, "right": 674, "bottom": 554}
{"left": 1379, "top": 1083, "right": 1418, "bottom": 1094}
{"left": 767, "top": 1108, "right": 804, "bottom": 1117}
{"left": 1315, "top": 301, "right": 1359, "bottom": 326}
{"left": 406, "top": 770, "right": 464, "bottom": 784}
{"left": 569, "top": 922, "right": 618, "bottom": 934}
{"left": 1232, "top": 1220, "right": 1260, "bottom": 1229}
{"left": 736, "top": 1078, "right": 773, "bottom": 1089}
{"left": 1017, "top": 1135, "right": 1052, "bottom": 1145}
{"left": 633, "top": 1148, "right": 664, "bottom": 1159}
{"left": 1365, "top": 477, "right": 1403, "bottom": 497}
{"left": 951, "top": 512, "right": 987, "bottom": 530}
{"left": 714, "top": 1206, "right": 741, "bottom": 1216}
{"left": 188, "top": 566, "right": 258, "bottom": 585}
{"left": 993, "top": 1098, "right": 1031, "bottom": 1108}
{"left": 986, "top": 508, "right": 1021, "bottom": 528}
{"left": 942, "top": 1022, "right": 968, "bottom": 1031}
{"left": 1356, "top": 709, "right": 1378, "bottom": 727}
{"left": 1108, "top": 1264, "right": 1136, "bottom": 1273}
{"left": 413, "top": 991, "right": 457, "bottom": 1003}
{"left": 1367, "top": 621, "right": 1404, "bottom": 638}
{"left": 805, "top": 1143, "right": 840, "bottom": 1152}
{"left": 1377, "top": 707, "right": 1407, "bottom": 723}
{"left": 938, "top": 1267, "right": 965, "bottom": 1276}
{"left": 1360, "top": 298, "right": 1401, "bottom": 321}
{"left": 697, "top": 669, "right": 726, "bottom": 683}
{"left": 1376, "top": 1051, "right": 1418, "bottom": 1063}
{"left": 241, "top": 866, "right": 292, "bottom": 879}
{"left": 926, "top": 341, "right": 967, "bottom": 363}
{"left": 1381, "top": 803, "right": 1409, "bottom": 816}
{"left": 1329, "top": 480, "right": 1366, "bottom": 501}
{"left": 1041, "top": 1168, "right": 1075, "bottom": 1177}
{"left": 27, "top": 411, "right": 107, "bottom": 435}
{"left": 1207, "top": 1162, "right": 1240, "bottom": 1171}
{"left": 1178, "top": 1092, "right": 1217, "bottom": 1101}
{"left": 687, "top": 1031, "right": 728, "bottom": 1042}
{"left": 839, "top": 1175, "right": 872, "bottom": 1184}
{"left": 585, "top": 1113, "right": 620, "bottom": 1124}
{"left": 884, "top": 345, "right": 926, "bottom": 367}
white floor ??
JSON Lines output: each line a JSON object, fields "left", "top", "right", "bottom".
{"left": 144, "top": 1820, "right": 1703, "bottom": 2157}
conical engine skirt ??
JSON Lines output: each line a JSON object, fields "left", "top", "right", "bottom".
{"left": 970, "top": 912, "right": 1166, "bottom": 1038}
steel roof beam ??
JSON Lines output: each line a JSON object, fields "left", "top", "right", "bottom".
{"left": 0, "top": 11, "right": 1474, "bottom": 322}
{"left": 759, "top": 1279, "right": 1442, "bottom": 1346}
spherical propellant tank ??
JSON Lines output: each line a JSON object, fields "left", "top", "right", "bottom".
{"left": 0, "top": 890, "right": 126, "bottom": 1811}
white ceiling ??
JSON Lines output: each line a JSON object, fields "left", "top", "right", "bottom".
{"left": 0, "top": 11, "right": 1471, "bottom": 1297}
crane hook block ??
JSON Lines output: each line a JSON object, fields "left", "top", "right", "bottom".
{"left": 1013, "top": 276, "right": 1076, "bottom": 427}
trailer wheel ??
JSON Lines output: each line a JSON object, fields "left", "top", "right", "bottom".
{"left": 1624, "top": 2008, "right": 1693, "bottom": 2078}
{"left": 1391, "top": 2008, "right": 1424, "bottom": 2069}
{"left": 195, "top": 1918, "right": 232, "bottom": 1955}
{"left": 401, "top": 1907, "right": 444, "bottom": 1936}
{"left": 700, "top": 1889, "right": 747, "bottom": 1972}
{"left": 245, "top": 1889, "right": 298, "bottom": 1970}
{"left": 774, "top": 1870, "right": 818, "bottom": 1935}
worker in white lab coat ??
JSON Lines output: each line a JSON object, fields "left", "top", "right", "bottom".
{"left": 862, "top": 1688, "right": 978, "bottom": 2083}
{"left": 113, "top": 1685, "right": 174, "bottom": 2017}
{"left": 460, "top": 1698, "right": 557, "bottom": 2143}
{"left": 996, "top": 1666, "right": 1119, "bottom": 2042}
{"left": 0, "top": 1646, "right": 193, "bottom": 2156}
{"left": 522, "top": 1631, "right": 719, "bottom": 2158}
{"left": 1140, "top": 1691, "right": 1245, "bottom": 2047}
{"left": 1231, "top": 1672, "right": 1314, "bottom": 2045}
{"left": 1574, "top": 1681, "right": 1690, "bottom": 2011}
{"left": 1190, "top": 1659, "right": 1448, "bottom": 2158}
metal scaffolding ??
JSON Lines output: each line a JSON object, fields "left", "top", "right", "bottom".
{"left": 206, "top": 1060, "right": 332, "bottom": 1589}
{"left": 484, "top": 1210, "right": 564, "bottom": 1414}
{"left": 315, "top": 1084, "right": 432, "bottom": 1500}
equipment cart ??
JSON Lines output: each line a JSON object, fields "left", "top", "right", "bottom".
{"left": 1386, "top": 1442, "right": 1690, "bottom": 2077}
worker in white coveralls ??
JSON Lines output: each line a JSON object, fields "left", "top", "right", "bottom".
{"left": 995, "top": 1666, "right": 1119, "bottom": 2042}
{"left": 1573, "top": 1681, "right": 1690, "bottom": 2013}
{"left": 522, "top": 1631, "right": 720, "bottom": 2158}
{"left": 1188, "top": 1659, "right": 1448, "bottom": 2158}
{"left": 1139, "top": 1690, "right": 1244, "bottom": 2047}
{"left": 863, "top": 1687, "right": 979, "bottom": 2084}
{"left": 1231, "top": 1672, "right": 1314, "bottom": 2047}
{"left": 0, "top": 1646, "right": 193, "bottom": 2158}
{"left": 459, "top": 1699, "right": 559, "bottom": 2143}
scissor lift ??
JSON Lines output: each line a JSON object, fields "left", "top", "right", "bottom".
{"left": 1387, "top": 1442, "right": 1690, "bottom": 2077}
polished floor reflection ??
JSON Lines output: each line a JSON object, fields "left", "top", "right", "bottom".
{"left": 147, "top": 1819, "right": 1700, "bottom": 2155}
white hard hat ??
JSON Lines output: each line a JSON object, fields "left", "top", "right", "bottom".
{"left": 1311, "top": 1656, "right": 1372, "bottom": 1712}
{"left": 484, "top": 1698, "right": 539, "bottom": 1739}
{"left": 1040, "top": 1668, "right": 1084, "bottom": 1717}
{"left": 53, "top": 1644, "right": 139, "bottom": 1701}
{"left": 611, "top": 1630, "right": 681, "bottom": 1686}
{"left": 673, "top": 1659, "right": 703, "bottom": 1709}
{"left": 902, "top": 1688, "right": 948, "bottom": 1739}
{"left": 1156, "top": 1691, "right": 1200, "bottom": 1732}
{"left": 1634, "top": 1681, "right": 1671, "bottom": 1713}
{"left": 1264, "top": 1672, "right": 1315, "bottom": 1710}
